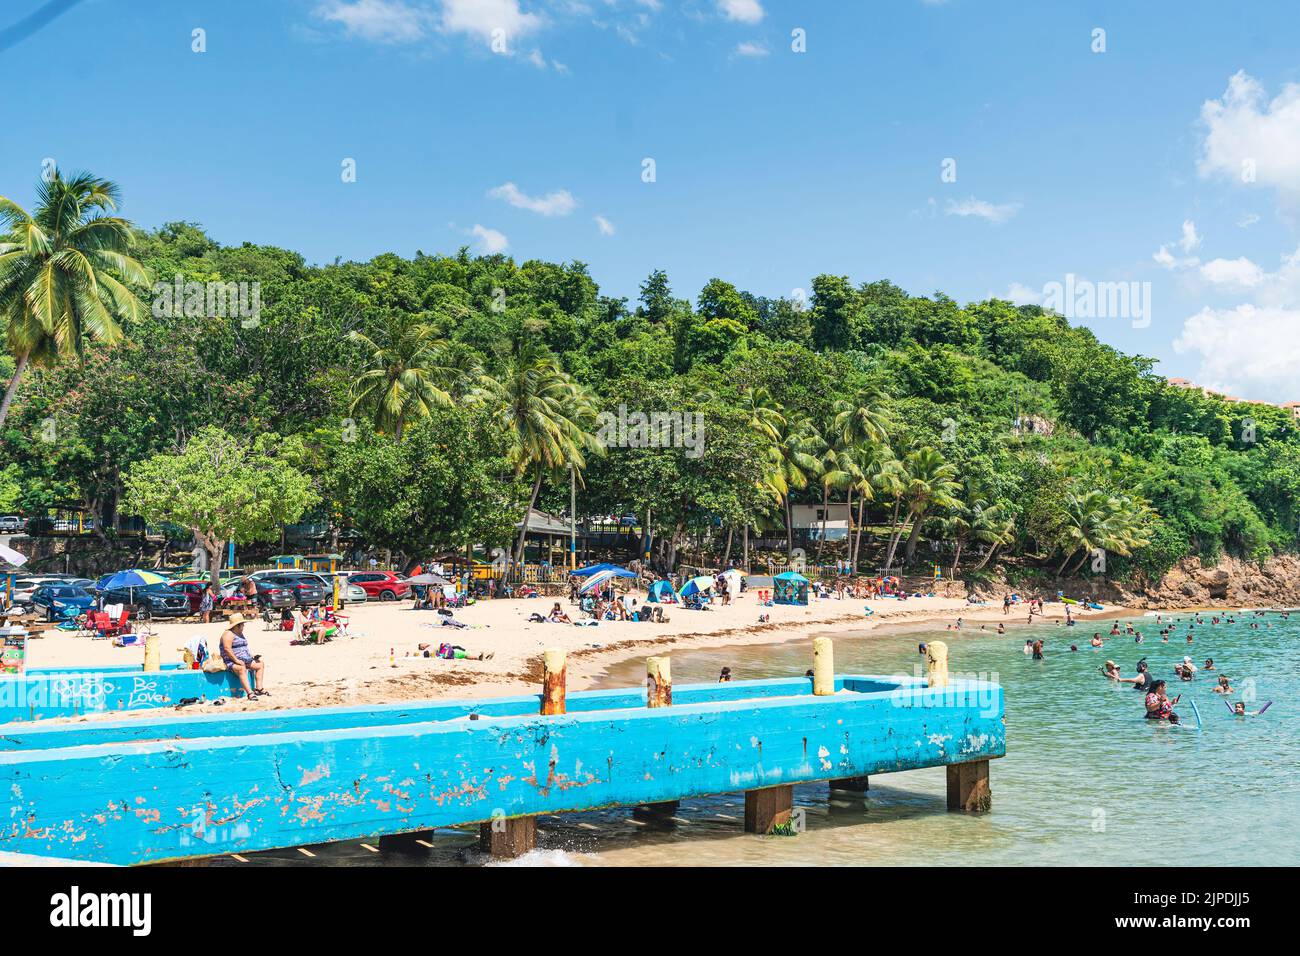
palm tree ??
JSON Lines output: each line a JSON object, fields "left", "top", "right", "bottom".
{"left": 845, "top": 442, "right": 898, "bottom": 571}
{"left": 0, "top": 170, "right": 148, "bottom": 427}
{"left": 347, "top": 312, "right": 456, "bottom": 440}
{"left": 810, "top": 425, "right": 852, "bottom": 563}
{"left": 888, "top": 446, "right": 961, "bottom": 568}
{"left": 833, "top": 390, "right": 891, "bottom": 572}
{"left": 971, "top": 501, "right": 1016, "bottom": 572}
{"left": 768, "top": 416, "right": 821, "bottom": 560}
{"left": 470, "top": 342, "right": 602, "bottom": 568}
{"left": 1057, "top": 490, "right": 1149, "bottom": 577}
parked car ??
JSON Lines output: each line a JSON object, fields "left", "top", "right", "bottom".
{"left": 258, "top": 572, "right": 325, "bottom": 607}
{"left": 99, "top": 583, "right": 190, "bottom": 619}
{"left": 30, "top": 585, "right": 96, "bottom": 622}
{"left": 346, "top": 571, "right": 410, "bottom": 601}
{"left": 7, "top": 576, "right": 69, "bottom": 606}
{"left": 301, "top": 572, "right": 367, "bottom": 604}
{"left": 0, "top": 515, "right": 26, "bottom": 533}
{"left": 250, "top": 578, "right": 297, "bottom": 610}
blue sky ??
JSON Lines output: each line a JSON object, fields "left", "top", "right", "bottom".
{"left": 5, "top": 0, "right": 1300, "bottom": 401}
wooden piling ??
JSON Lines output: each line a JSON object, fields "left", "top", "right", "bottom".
{"left": 812, "top": 637, "right": 833, "bottom": 695}
{"left": 541, "top": 649, "right": 566, "bottom": 715}
{"left": 926, "top": 640, "right": 949, "bottom": 688}
{"left": 946, "top": 759, "right": 991, "bottom": 813}
{"left": 479, "top": 815, "right": 537, "bottom": 858}
{"left": 646, "top": 656, "right": 672, "bottom": 707}
{"left": 744, "top": 785, "right": 794, "bottom": 834}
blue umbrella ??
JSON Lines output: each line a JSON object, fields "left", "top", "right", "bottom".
{"left": 571, "top": 562, "right": 637, "bottom": 578}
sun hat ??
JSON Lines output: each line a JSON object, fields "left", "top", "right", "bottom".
{"left": 227, "top": 613, "right": 248, "bottom": 627}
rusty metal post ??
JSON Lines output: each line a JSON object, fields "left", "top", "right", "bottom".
{"left": 541, "top": 648, "right": 566, "bottom": 715}
{"left": 646, "top": 656, "right": 671, "bottom": 707}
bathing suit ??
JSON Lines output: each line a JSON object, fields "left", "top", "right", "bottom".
{"left": 221, "top": 630, "right": 252, "bottom": 667}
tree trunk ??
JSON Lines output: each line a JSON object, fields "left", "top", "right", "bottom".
{"left": 0, "top": 350, "right": 31, "bottom": 429}
{"left": 722, "top": 527, "right": 733, "bottom": 566}
{"left": 513, "top": 467, "right": 544, "bottom": 569}
{"left": 742, "top": 524, "right": 749, "bottom": 573}
{"left": 883, "top": 500, "right": 904, "bottom": 571}
{"left": 1055, "top": 549, "right": 1076, "bottom": 578}
{"left": 951, "top": 541, "right": 963, "bottom": 579}
{"left": 903, "top": 511, "right": 926, "bottom": 564}
{"left": 852, "top": 494, "right": 867, "bottom": 571}
{"left": 974, "top": 543, "right": 999, "bottom": 572}
{"left": 817, "top": 485, "right": 829, "bottom": 562}
{"left": 783, "top": 495, "right": 795, "bottom": 559}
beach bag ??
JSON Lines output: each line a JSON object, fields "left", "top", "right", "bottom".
{"left": 202, "top": 655, "right": 226, "bottom": 674}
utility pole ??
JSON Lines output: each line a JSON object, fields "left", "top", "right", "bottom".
{"left": 569, "top": 464, "right": 577, "bottom": 570}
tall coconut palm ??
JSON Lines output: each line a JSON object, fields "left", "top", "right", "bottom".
{"left": 768, "top": 416, "right": 821, "bottom": 560}
{"left": 1057, "top": 490, "right": 1149, "bottom": 577}
{"left": 0, "top": 171, "right": 148, "bottom": 427}
{"left": 888, "top": 446, "right": 961, "bottom": 568}
{"left": 470, "top": 342, "right": 602, "bottom": 568}
{"left": 833, "top": 389, "right": 891, "bottom": 571}
{"left": 845, "top": 442, "right": 898, "bottom": 571}
{"left": 810, "top": 425, "right": 852, "bottom": 563}
{"left": 971, "top": 501, "right": 1017, "bottom": 572}
{"left": 347, "top": 313, "right": 456, "bottom": 441}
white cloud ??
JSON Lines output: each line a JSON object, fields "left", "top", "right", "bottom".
{"left": 718, "top": 0, "right": 764, "bottom": 24}
{"left": 1238, "top": 212, "right": 1261, "bottom": 228}
{"left": 1199, "top": 256, "right": 1266, "bottom": 289}
{"left": 313, "top": 0, "right": 431, "bottom": 43}
{"left": 1199, "top": 70, "right": 1300, "bottom": 203}
{"left": 1153, "top": 220, "right": 1202, "bottom": 271}
{"left": 470, "top": 224, "right": 509, "bottom": 253}
{"left": 1174, "top": 304, "right": 1300, "bottom": 403}
{"left": 594, "top": 215, "right": 615, "bottom": 236}
{"left": 1004, "top": 282, "right": 1041, "bottom": 305}
{"left": 488, "top": 182, "right": 577, "bottom": 216}
{"left": 943, "top": 196, "right": 1021, "bottom": 224}
{"left": 1178, "top": 219, "right": 1201, "bottom": 253}
{"left": 733, "top": 41, "right": 768, "bottom": 57}
{"left": 440, "top": 0, "right": 544, "bottom": 43}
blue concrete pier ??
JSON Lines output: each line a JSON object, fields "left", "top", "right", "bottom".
{"left": 0, "top": 673, "right": 1004, "bottom": 865}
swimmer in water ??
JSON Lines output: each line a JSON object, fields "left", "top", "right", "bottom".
{"left": 1229, "top": 700, "right": 1273, "bottom": 717}
{"left": 1102, "top": 659, "right": 1121, "bottom": 679}
{"left": 1204, "top": 658, "right": 1215, "bottom": 671}
{"left": 1212, "top": 674, "right": 1233, "bottom": 694}
{"left": 1144, "top": 679, "right": 1180, "bottom": 723}
{"left": 1023, "top": 639, "right": 1033, "bottom": 655}
{"left": 1090, "top": 633, "right": 1103, "bottom": 647}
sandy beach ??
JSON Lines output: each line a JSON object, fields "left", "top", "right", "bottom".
{"left": 15, "top": 589, "right": 1134, "bottom": 720}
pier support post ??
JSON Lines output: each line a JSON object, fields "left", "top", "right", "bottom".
{"left": 635, "top": 657, "right": 676, "bottom": 821}
{"left": 479, "top": 815, "right": 537, "bottom": 859}
{"left": 812, "top": 638, "right": 833, "bottom": 695}
{"left": 541, "top": 649, "right": 566, "bottom": 715}
{"left": 946, "top": 759, "right": 991, "bottom": 813}
{"left": 829, "top": 775, "right": 870, "bottom": 793}
{"left": 143, "top": 633, "right": 160, "bottom": 673}
{"left": 744, "top": 785, "right": 794, "bottom": 834}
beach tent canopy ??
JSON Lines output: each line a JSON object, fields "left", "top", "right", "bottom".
{"left": 647, "top": 580, "right": 678, "bottom": 603}
{"left": 773, "top": 570, "right": 809, "bottom": 606}
{"left": 679, "top": 575, "right": 715, "bottom": 598}
{"left": 571, "top": 562, "right": 637, "bottom": 578}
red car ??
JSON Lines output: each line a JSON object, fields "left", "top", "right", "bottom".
{"left": 346, "top": 571, "right": 410, "bottom": 601}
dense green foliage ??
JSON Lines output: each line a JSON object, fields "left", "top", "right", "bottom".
{"left": 4, "top": 193, "right": 1300, "bottom": 582}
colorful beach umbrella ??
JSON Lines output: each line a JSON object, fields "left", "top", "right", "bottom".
{"left": 679, "top": 575, "right": 715, "bottom": 597}
{"left": 100, "top": 569, "right": 168, "bottom": 590}
{"left": 579, "top": 568, "right": 619, "bottom": 593}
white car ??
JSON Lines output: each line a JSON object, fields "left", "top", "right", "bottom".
{"left": 0, "top": 516, "right": 25, "bottom": 533}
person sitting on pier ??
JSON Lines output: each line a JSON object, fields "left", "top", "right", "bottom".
{"left": 220, "top": 613, "right": 267, "bottom": 700}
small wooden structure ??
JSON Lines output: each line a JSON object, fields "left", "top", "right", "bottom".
{"left": 0, "top": 642, "right": 1004, "bottom": 865}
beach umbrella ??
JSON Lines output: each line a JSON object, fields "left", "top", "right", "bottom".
{"left": 406, "top": 573, "right": 451, "bottom": 586}
{"left": 721, "top": 568, "right": 743, "bottom": 594}
{"left": 99, "top": 568, "right": 169, "bottom": 607}
{"left": 579, "top": 568, "right": 619, "bottom": 594}
{"left": 571, "top": 562, "right": 637, "bottom": 578}
{"left": 679, "top": 575, "right": 715, "bottom": 598}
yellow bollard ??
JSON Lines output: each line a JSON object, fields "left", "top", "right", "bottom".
{"left": 927, "top": 640, "right": 949, "bottom": 688}
{"left": 143, "top": 633, "right": 160, "bottom": 672}
{"left": 812, "top": 637, "right": 834, "bottom": 695}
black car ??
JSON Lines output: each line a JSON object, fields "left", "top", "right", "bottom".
{"left": 99, "top": 583, "right": 190, "bottom": 619}
{"left": 252, "top": 578, "right": 298, "bottom": 610}
{"left": 259, "top": 573, "right": 325, "bottom": 607}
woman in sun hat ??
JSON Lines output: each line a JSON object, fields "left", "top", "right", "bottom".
{"left": 220, "top": 612, "right": 268, "bottom": 700}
